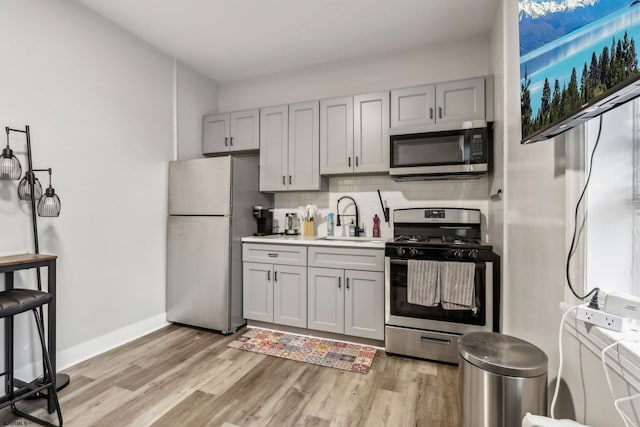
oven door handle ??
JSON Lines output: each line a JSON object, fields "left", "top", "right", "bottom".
{"left": 421, "top": 336, "right": 451, "bottom": 345}
{"left": 390, "top": 259, "right": 408, "bottom": 266}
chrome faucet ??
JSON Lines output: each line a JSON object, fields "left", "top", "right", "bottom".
{"left": 336, "top": 196, "right": 363, "bottom": 236}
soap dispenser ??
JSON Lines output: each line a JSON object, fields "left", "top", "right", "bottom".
{"left": 327, "top": 213, "right": 334, "bottom": 237}
{"left": 373, "top": 214, "right": 380, "bottom": 238}
{"left": 348, "top": 220, "right": 356, "bottom": 237}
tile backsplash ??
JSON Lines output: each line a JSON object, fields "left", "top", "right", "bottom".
{"left": 271, "top": 174, "right": 490, "bottom": 240}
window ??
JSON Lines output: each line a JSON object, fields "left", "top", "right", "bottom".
{"left": 583, "top": 99, "right": 637, "bottom": 296}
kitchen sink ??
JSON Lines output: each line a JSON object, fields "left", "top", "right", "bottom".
{"left": 316, "top": 236, "right": 384, "bottom": 244}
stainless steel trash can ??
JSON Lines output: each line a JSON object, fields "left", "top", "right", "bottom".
{"left": 459, "top": 332, "right": 548, "bottom": 427}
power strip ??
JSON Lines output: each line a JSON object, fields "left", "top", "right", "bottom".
{"left": 576, "top": 304, "right": 632, "bottom": 332}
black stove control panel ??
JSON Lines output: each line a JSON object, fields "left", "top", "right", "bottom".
{"left": 385, "top": 245, "right": 493, "bottom": 262}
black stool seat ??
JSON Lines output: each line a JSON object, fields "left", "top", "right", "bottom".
{"left": 0, "top": 289, "right": 52, "bottom": 317}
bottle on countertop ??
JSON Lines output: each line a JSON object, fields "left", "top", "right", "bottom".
{"left": 373, "top": 214, "right": 380, "bottom": 238}
{"left": 327, "top": 213, "right": 334, "bottom": 237}
{"left": 348, "top": 219, "right": 356, "bottom": 237}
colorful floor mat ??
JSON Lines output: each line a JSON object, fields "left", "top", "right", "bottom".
{"left": 227, "top": 328, "right": 377, "bottom": 374}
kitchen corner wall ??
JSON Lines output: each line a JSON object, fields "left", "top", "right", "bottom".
{"left": 273, "top": 176, "right": 489, "bottom": 240}
{"left": 0, "top": 0, "right": 218, "bottom": 373}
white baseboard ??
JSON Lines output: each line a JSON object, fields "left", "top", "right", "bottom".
{"left": 15, "top": 313, "right": 169, "bottom": 380}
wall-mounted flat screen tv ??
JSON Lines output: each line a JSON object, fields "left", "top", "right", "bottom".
{"left": 520, "top": 0, "right": 640, "bottom": 144}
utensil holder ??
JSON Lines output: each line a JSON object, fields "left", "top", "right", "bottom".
{"left": 302, "top": 220, "right": 315, "bottom": 237}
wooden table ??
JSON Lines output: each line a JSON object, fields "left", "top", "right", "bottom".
{"left": 0, "top": 253, "right": 61, "bottom": 412}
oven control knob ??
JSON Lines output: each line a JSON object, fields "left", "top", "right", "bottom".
{"left": 468, "top": 250, "right": 479, "bottom": 260}
{"left": 409, "top": 248, "right": 419, "bottom": 257}
{"left": 453, "top": 249, "right": 464, "bottom": 259}
{"left": 396, "top": 247, "right": 406, "bottom": 257}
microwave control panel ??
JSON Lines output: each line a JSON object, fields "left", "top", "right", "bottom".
{"left": 469, "top": 132, "right": 487, "bottom": 162}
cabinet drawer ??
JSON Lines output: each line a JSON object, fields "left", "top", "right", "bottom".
{"left": 308, "top": 247, "right": 384, "bottom": 271}
{"left": 243, "top": 244, "right": 307, "bottom": 266}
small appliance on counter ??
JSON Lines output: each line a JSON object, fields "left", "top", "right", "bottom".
{"left": 284, "top": 212, "right": 299, "bottom": 235}
{"left": 253, "top": 206, "right": 273, "bottom": 236}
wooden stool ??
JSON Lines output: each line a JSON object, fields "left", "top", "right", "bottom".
{"left": 0, "top": 289, "right": 63, "bottom": 426}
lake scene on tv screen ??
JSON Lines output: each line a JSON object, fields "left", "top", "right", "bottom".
{"left": 519, "top": 0, "right": 640, "bottom": 139}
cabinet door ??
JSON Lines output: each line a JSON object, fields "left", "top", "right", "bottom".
{"left": 320, "top": 96, "right": 353, "bottom": 175}
{"left": 273, "top": 265, "right": 307, "bottom": 328}
{"left": 202, "top": 114, "right": 230, "bottom": 154}
{"left": 435, "top": 77, "right": 485, "bottom": 124}
{"left": 243, "top": 262, "right": 273, "bottom": 322}
{"left": 390, "top": 85, "right": 436, "bottom": 128}
{"left": 230, "top": 109, "right": 259, "bottom": 151}
{"left": 259, "top": 105, "right": 288, "bottom": 191}
{"left": 354, "top": 92, "right": 389, "bottom": 174}
{"left": 307, "top": 267, "right": 344, "bottom": 334}
{"left": 344, "top": 270, "right": 384, "bottom": 340}
{"left": 288, "top": 101, "right": 320, "bottom": 191}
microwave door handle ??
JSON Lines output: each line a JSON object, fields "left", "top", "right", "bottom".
{"left": 459, "top": 135, "right": 465, "bottom": 162}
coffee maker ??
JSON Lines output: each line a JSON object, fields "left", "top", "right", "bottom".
{"left": 253, "top": 206, "right": 273, "bottom": 236}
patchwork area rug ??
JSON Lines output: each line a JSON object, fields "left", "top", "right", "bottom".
{"left": 227, "top": 328, "right": 377, "bottom": 374}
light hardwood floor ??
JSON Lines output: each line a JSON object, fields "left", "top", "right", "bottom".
{"left": 0, "top": 325, "right": 460, "bottom": 426}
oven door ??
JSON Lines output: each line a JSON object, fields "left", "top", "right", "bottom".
{"left": 384, "top": 257, "right": 494, "bottom": 335}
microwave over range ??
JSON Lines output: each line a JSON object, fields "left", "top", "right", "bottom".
{"left": 389, "top": 125, "right": 491, "bottom": 181}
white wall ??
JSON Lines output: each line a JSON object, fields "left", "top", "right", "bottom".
{"left": 219, "top": 38, "right": 491, "bottom": 113}
{"left": 0, "top": 0, "right": 218, "bottom": 373}
{"left": 176, "top": 61, "right": 220, "bottom": 160}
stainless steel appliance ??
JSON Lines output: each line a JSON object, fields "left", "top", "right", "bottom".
{"left": 389, "top": 126, "right": 490, "bottom": 180}
{"left": 385, "top": 207, "right": 499, "bottom": 363}
{"left": 166, "top": 156, "right": 272, "bottom": 333}
{"left": 253, "top": 206, "right": 273, "bottom": 236}
{"left": 284, "top": 212, "right": 299, "bottom": 235}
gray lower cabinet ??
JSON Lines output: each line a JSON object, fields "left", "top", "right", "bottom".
{"left": 307, "top": 266, "right": 384, "bottom": 340}
{"left": 307, "top": 246, "right": 384, "bottom": 340}
{"left": 243, "top": 244, "right": 307, "bottom": 327}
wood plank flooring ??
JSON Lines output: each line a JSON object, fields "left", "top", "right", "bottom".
{"left": 0, "top": 325, "right": 460, "bottom": 426}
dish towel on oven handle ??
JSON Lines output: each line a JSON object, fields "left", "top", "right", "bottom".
{"left": 407, "top": 259, "right": 440, "bottom": 306}
{"left": 440, "top": 261, "right": 476, "bottom": 310}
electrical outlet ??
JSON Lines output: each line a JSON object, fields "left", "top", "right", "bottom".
{"left": 577, "top": 304, "right": 631, "bottom": 332}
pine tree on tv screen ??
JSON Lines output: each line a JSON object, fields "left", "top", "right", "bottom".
{"left": 519, "top": 0, "right": 640, "bottom": 139}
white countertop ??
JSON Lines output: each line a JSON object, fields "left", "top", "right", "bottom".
{"left": 241, "top": 234, "right": 390, "bottom": 249}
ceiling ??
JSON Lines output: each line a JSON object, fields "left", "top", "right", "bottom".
{"left": 76, "top": 0, "right": 499, "bottom": 84}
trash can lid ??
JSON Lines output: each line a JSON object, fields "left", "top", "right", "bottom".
{"left": 459, "top": 332, "right": 548, "bottom": 377}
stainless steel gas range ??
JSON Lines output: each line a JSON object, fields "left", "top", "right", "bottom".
{"left": 384, "top": 208, "right": 500, "bottom": 364}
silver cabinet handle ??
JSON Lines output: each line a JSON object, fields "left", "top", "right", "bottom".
{"left": 348, "top": 157, "right": 351, "bottom": 167}
{"left": 230, "top": 136, "right": 234, "bottom": 146}
{"left": 282, "top": 176, "right": 285, "bottom": 185}
{"left": 268, "top": 253, "right": 278, "bottom": 258}
{"left": 430, "top": 107, "right": 433, "bottom": 119}
{"left": 274, "top": 271, "right": 278, "bottom": 282}
{"left": 439, "top": 107, "right": 443, "bottom": 119}
{"left": 338, "top": 276, "right": 341, "bottom": 289}
{"left": 289, "top": 175, "right": 292, "bottom": 185}
{"left": 225, "top": 137, "right": 228, "bottom": 146}
{"left": 355, "top": 157, "right": 359, "bottom": 167}
{"left": 267, "top": 270, "right": 271, "bottom": 281}
{"left": 346, "top": 277, "right": 350, "bottom": 290}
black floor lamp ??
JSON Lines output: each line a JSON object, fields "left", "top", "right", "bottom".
{"left": 0, "top": 125, "right": 69, "bottom": 391}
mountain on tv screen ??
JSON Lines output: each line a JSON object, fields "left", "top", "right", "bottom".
{"left": 519, "top": 0, "right": 640, "bottom": 142}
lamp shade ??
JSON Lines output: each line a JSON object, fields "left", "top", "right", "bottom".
{"left": 37, "top": 186, "right": 61, "bottom": 217}
{"left": 0, "top": 147, "right": 22, "bottom": 180}
{"left": 18, "top": 173, "right": 43, "bottom": 201}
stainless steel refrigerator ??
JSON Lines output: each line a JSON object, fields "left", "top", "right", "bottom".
{"left": 166, "top": 155, "right": 272, "bottom": 333}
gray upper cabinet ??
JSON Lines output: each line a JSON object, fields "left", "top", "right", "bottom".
{"left": 203, "top": 109, "right": 259, "bottom": 154}
{"left": 259, "top": 105, "right": 288, "bottom": 191}
{"left": 260, "top": 101, "right": 324, "bottom": 192}
{"left": 321, "top": 91, "right": 389, "bottom": 175}
{"left": 391, "top": 77, "right": 487, "bottom": 129}
{"left": 354, "top": 92, "right": 390, "bottom": 174}
{"left": 320, "top": 96, "right": 354, "bottom": 175}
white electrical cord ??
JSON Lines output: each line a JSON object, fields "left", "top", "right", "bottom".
{"left": 551, "top": 305, "right": 581, "bottom": 419}
{"left": 602, "top": 338, "right": 640, "bottom": 427}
